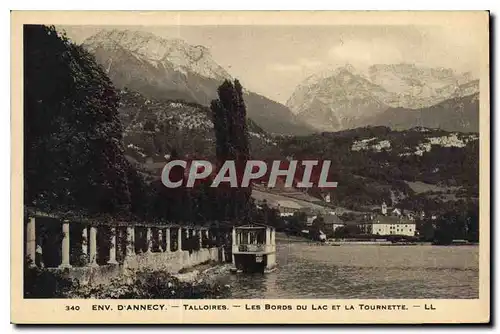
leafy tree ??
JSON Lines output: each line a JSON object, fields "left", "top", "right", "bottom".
{"left": 433, "top": 214, "right": 455, "bottom": 245}
{"left": 24, "top": 25, "right": 134, "bottom": 215}
{"left": 310, "top": 215, "right": 325, "bottom": 233}
{"left": 333, "top": 224, "right": 362, "bottom": 239}
{"left": 416, "top": 219, "right": 435, "bottom": 242}
{"left": 285, "top": 212, "right": 308, "bottom": 235}
{"left": 466, "top": 206, "right": 479, "bottom": 242}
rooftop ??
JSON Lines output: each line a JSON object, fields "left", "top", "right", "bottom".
{"left": 324, "top": 214, "right": 344, "bottom": 224}
{"left": 371, "top": 215, "right": 415, "bottom": 225}
{"left": 235, "top": 223, "right": 273, "bottom": 230}
{"left": 275, "top": 200, "right": 303, "bottom": 210}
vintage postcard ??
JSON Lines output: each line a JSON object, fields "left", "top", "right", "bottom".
{"left": 11, "top": 11, "right": 490, "bottom": 324}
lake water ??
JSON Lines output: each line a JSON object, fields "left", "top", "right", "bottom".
{"left": 218, "top": 236, "right": 479, "bottom": 299}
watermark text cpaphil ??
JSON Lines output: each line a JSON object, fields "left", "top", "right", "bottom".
{"left": 161, "top": 159, "right": 338, "bottom": 189}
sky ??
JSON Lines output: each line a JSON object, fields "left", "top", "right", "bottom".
{"left": 60, "top": 24, "right": 482, "bottom": 104}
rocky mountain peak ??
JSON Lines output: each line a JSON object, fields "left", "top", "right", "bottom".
{"left": 287, "top": 62, "right": 479, "bottom": 132}
{"left": 80, "top": 29, "right": 312, "bottom": 136}
{"left": 83, "top": 29, "right": 231, "bottom": 81}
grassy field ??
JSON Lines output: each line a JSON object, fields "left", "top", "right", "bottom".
{"left": 405, "top": 180, "right": 459, "bottom": 194}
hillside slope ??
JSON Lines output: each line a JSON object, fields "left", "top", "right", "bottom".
{"left": 279, "top": 126, "right": 479, "bottom": 209}
{"left": 118, "top": 89, "right": 282, "bottom": 170}
{"left": 83, "top": 29, "right": 313, "bottom": 135}
{"left": 361, "top": 93, "right": 479, "bottom": 132}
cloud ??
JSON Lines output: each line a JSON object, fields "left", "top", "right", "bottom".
{"left": 327, "top": 30, "right": 481, "bottom": 76}
{"left": 268, "top": 58, "right": 323, "bottom": 72}
{"left": 328, "top": 38, "right": 404, "bottom": 69}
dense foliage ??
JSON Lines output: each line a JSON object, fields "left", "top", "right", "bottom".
{"left": 74, "top": 269, "right": 230, "bottom": 299}
{"left": 24, "top": 25, "right": 135, "bottom": 216}
{"left": 24, "top": 259, "right": 74, "bottom": 298}
{"left": 416, "top": 201, "right": 479, "bottom": 244}
{"left": 24, "top": 261, "right": 229, "bottom": 299}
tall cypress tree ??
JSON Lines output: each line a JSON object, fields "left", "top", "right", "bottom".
{"left": 210, "top": 79, "right": 251, "bottom": 223}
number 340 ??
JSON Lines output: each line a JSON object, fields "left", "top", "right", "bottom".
{"left": 65, "top": 305, "right": 80, "bottom": 311}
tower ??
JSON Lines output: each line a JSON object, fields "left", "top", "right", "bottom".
{"left": 381, "top": 202, "right": 387, "bottom": 216}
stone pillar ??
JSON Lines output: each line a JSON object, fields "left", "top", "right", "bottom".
{"left": 231, "top": 228, "right": 237, "bottom": 265}
{"left": 221, "top": 246, "right": 226, "bottom": 262}
{"left": 198, "top": 229, "right": 203, "bottom": 249}
{"left": 204, "top": 229, "right": 209, "bottom": 248}
{"left": 116, "top": 227, "right": 122, "bottom": 259}
{"left": 126, "top": 226, "right": 135, "bottom": 256}
{"left": 157, "top": 228, "right": 163, "bottom": 252}
{"left": 89, "top": 225, "right": 98, "bottom": 266}
{"left": 59, "top": 221, "right": 71, "bottom": 268}
{"left": 146, "top": 227, "right": 152, "bottom": 253}
{"left": 247, "top": 231, "right": 251, "bottom": 244}
{"left": 165, "top": 228, "right": 171, "bottom": 252}
{"left": 108, "top": 227, "right": 118, "bottom": 264}
{"left": 177, "top": 227, "right": 183, "bottom": 252}
{"left": 26, "top": 217, "right": 36, "bottom": 264}
{"left": 81, "top": 226, "right": 88, "bottom": 263}
{"left": 266, "top": 228, "right": 270, "bottom": 245}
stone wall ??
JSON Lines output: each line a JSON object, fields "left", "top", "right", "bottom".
{"left": 56, "top": 248, "right": 221, "bottom": 286}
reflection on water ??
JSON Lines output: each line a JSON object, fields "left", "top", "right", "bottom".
{"left": 216, "top": 238, "right": 479, "bottom": 299}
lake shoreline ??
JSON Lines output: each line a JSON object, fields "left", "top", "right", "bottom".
{"left": 275, "top": 232, "right": 478, "bottom": 247}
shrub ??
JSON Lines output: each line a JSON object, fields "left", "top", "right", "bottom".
{"left": 24, "top": 258, "right": 75, "bottom": 298}
{"left": 72, "top": 268, "right": 229, "bottom": 299}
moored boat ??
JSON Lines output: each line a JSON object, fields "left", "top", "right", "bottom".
{"left": 231, "top": 224, "right": 277, "bottom": 274}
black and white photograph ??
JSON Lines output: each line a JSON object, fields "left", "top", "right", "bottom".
{"left": 11, "top": 10, "right": 490, "bottom": 324}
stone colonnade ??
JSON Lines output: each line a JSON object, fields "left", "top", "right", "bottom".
{"left": 25, "top": 216, "right": 216, "bottom": 269}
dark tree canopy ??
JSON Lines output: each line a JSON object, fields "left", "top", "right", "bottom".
{"left": 210, "top": 79, "right": 252, "bottom": 222}
{"left": 24, "top": 25, "right": 133, "bottom": 215}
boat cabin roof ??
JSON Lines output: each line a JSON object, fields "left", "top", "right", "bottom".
{"left": 234, "top": 223, "right": 274, "bottom": 230}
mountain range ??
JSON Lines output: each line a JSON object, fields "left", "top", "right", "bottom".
{"left": 82, "top": 29, "right": 313, "bottom": 136}
{"left": 287, "top": 64, "right": 479, "bottom": 132}
{"left": 81, "top": 29, "right": 480, "bottom": 135}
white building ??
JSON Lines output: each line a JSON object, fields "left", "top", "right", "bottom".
{"left": 276, "top": 200, "right": 303, "bottom": 217}
{"left": 369, "top": 215, "right": 416, "bottom": 237}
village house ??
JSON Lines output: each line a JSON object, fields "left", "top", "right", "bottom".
{"left": 324, "top": 214, "right": 345, "bottom": 232}
{"left": 367, "top": 215, "right": 417, "bottom": 236}
{"left": 357, "top": 202, "right": 417, "bottom": 236}
{"left": 275, "top": 199, "right": 303, "bottom": 217}
{"left": 306, "top": 215, "right": 317, "bottom": 226}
